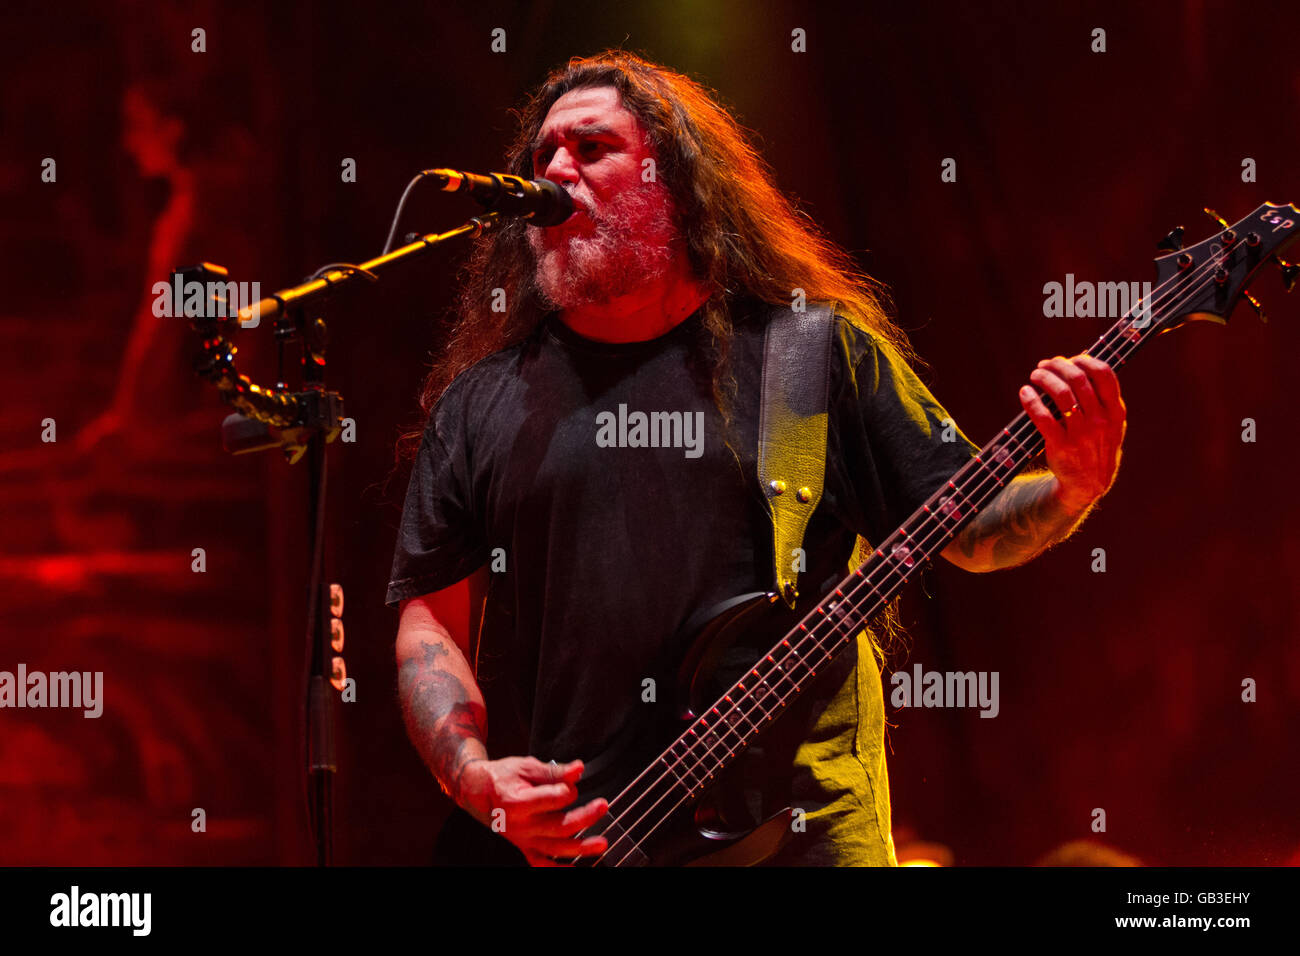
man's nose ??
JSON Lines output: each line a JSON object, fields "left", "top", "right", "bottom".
{"left": 539, "top": 146, "right": 580, "bottom": 186}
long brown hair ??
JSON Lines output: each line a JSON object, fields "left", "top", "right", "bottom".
{"left": 397, "top": 49, "right": 920, "bottom": 460}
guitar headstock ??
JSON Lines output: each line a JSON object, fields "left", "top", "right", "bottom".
{"left": 1148, "top": 202, "right": 1298, "bottom": 330}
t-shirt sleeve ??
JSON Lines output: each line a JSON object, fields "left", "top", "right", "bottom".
{"left": 385, "top": 383, "right": 490, "bottom": 609}
{"left": 830, "top": 317, "right": 981, "bottom": 546}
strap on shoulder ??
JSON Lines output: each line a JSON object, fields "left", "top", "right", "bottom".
{"left": 757, "top": 301, "right": 837, "bottom": 608}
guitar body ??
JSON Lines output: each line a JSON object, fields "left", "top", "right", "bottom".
{"left": 433, "top": 589, "right": 817, "bottom": 866}
{"left": 571, "top": 588, "right": 830, "bottom": 866}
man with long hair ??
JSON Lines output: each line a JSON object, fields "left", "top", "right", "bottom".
{"left": 388, "top": 51, "right": 1126, "bottom": 866}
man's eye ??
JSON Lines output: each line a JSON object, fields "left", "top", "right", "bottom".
{"left": 533, "top": 142, "right": 606, "bottom": 171}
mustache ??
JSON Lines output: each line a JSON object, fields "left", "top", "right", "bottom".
{"left": 567, "top": 193, "right": 596, "bottom": 220}
{"left": 533, "top": 196, "right": 598, "bottom": 240}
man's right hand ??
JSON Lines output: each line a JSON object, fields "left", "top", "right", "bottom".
{"left": 460, "top": 756, "right": 610, "bottom": 866}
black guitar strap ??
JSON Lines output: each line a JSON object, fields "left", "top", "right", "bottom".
{"left": 757, "top": 301, "right": 837, "bottom": 609}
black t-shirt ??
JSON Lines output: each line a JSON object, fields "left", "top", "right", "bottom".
{"left": 387, "top": 296, "right": 980, "bottom": 864}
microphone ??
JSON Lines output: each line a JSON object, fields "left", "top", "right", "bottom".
{"left": 425, "top": 169, "right": 574, "bottom": 226}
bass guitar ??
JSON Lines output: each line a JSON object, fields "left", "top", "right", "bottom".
{"left": 560, "top": 201, "right": 1299, "bottom": 866}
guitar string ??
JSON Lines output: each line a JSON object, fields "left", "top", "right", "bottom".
{"left": 592, "top": 248, "right": 1231, "bottom": 865}
{"left": 587, "top": 245, "right": 1237, "bottom": 865}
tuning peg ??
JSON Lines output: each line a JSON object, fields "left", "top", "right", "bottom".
{"left": 1203, "top": 207, "right": 1230, "bottom": 229}
{"left": 1277, "top": 257, "right": 1298, "bottom": 293}
{"left": 1156, "top": 226, "right": 1185, "bottom": 252}
{"left": 1243, "top": 290, "right": 1267, "bottom": 323}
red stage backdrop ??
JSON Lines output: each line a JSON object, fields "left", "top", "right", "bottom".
{"left": 1, "top": 0, "right": 1297, "bottom": 865}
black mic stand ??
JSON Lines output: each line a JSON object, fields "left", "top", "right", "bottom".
{"left": 183, "top": 210, "right": 503, "bottom": 865}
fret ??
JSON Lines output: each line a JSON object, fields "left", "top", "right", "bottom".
{"left": 780, "top": 641, "right": 805, "bottom": 692}
{"left": 1092, "top": 328, "right": 1123, "bottom": 361}
{"left": 658, "top": 753, "right": 695, "bottom": 793}
{"left": 972, "top": 445, "right": 1011, "bottom": 488}
{"left": 705, "top": 703, "right": 745, "bottom": 754}
{"left": 1106, "top": 315, "right": 1151, "bottom": 367}
{"left": 821, "top": 594, "right": 858, "bottom": 647}
{"left": 888, "top": 539, "right": 917, "bottom": 571}
{"left": 763, "top": 643, "right": 800, "bottom": 695}
{"left": 686, "top": 723, "right": 728, "bottom": 780}
{"left": 850, "top": 557, "right": 889, "bottom": 606}
{"left": 721, "top": 693, "right": 762, "bottom": 739}
{"left": 742, "top": 667, "right": 782, "bottom": 723}
{"left": 925, "top": 479, "right": 972, "bottom": 529}
{"left": 667, "top": 736, "right": 705, "bottom": 793}
{"left": 1000, "top": 425, "right": 1029, "bottom": 461}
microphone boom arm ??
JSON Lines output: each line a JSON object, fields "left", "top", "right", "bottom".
{"left": 192, "top": 210, "right": 502, "bottom": 463}
{"left": 237, "top": 209, "right": 503, "bottom": 327}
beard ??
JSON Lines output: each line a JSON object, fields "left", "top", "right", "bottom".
{"left": 527, "top": 178, "right": 678, "bottom": 309}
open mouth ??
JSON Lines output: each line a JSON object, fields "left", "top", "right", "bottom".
{"left": 556, "top": 207, "right": 595, "bottom": 231}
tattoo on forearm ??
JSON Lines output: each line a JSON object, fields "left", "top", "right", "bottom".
{"left": 954, "top": 471, "right": 1087, "bottom": 571}
{"left": 398, "top": 640, "right": 488, "bottom": 803}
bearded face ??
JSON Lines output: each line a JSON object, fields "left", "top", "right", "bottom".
{"left": 527, "top": 175, "right": 678, "bottom": 310}
{"left": 524, "top": 86, "right": 682, "bottom": 311}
